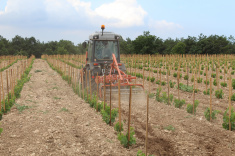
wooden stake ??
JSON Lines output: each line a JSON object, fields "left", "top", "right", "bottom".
{"left": 75, "top": 69, "right": 77, "bottom": 91}
{"left": 0, "top": 73, "right": 1, "bottom": 112}
{"left": 135, "top": 58, "right": 137, "bottom": 84}
{"left": 229, "top": 74, "right": 232, "bottom": 131}
{"left": 89, "top": 70, "right": 92, "bottom": 101}
{"left": 143, "top": 65, "right": 145, "bottom": 87}
{"left": 177, "top": 70, "right": 180, "bottom": 100}
{"left": 216, "top": 67, "right": 219, "bottom": 90}
{"left": 10, "top": 69, "right": 13, "bottom": 97}
{"left": 82, "top": 69, "right": 84, "bottom": 99}
{"left": 96, "top": 73, "right": 99, "bottom": 112}
{"left": 145, "top": 92, "right": 149, "bottom": 155}
{"left": 148, "top": 65, "right": 151, "bottom": 93}
{"left": 167, "top": 66, "right": 170, "bottom": 105}
{"left": 118, "top": 79, "right": 121, "bottom": 131}
{"left": 158, "top": 68, "right": 162, "bottom": 98}
{"left": 104, "top": 74, "right": 106, "bottom": 110}
{"left": 12, "top": 69, "right": 15, "bottom": 95}
{"left": 85, "top": 69, "right": 88, "bottom": 99}
{"left": 1, "top": 72, "right": 5, "bottom": 111}
{"left": 109, "top": 82, "right": 112, "bottom": 126}
{"left": 206, "top": 65, "right": 208, "bottom": 91}
{"left": 193, "top": 72, "right": 196, "bottom": 115}
{"left": 127, "top": 86, "right": 132, "bottom": 149}
{"left": 224, "top": 67, "right": 226, "bottom": 84}
{"left": 187, "top": 63, "right": 189, "bottom": 86}
{"left": 6, "top": 70, "right": 9, "bottom": 103}
{"left": 210, "top": 78, "right": 212, "bottom": 121}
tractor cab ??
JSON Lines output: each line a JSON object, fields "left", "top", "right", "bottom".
{"left": 87, "top": 25, "right": 120, "bottom": 63}
{"left": 84, "top": 25, "right": 126, "bottom": 77}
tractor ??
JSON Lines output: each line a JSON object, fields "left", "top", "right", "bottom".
{"left": 80, "top": 25, "right": 143, "bottom": 99}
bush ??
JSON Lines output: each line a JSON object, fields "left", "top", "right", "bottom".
{"left": 156, "top": 80, "right": 160, "bottom": 85}
{"left": 191, "top": 77, "right": 194, "bottom": 82}
{"left": 118, "top": 127, "right": 136, "bottom": 148}
{"left": 203, "top": 89, "right": 213, "bottom": 95}
{"left": 220, "top": 76, "right": 223, "bottom": 79}
{"left": 232, "top": 93, "right": 235, "bottom": 101}
{"left": 197, "top": 78, "right": 202, "bottom": 83}
{"left": 150, "top": 77, "right": 155, "bottom": 82}
{"left": 100, "top": 104, "right": 118, "bottom": 124}
{"left": 161, "top": 81, "right": 166, "bottom": 86}
{"left": 147, "top": 76, "right": 150, "bottom": 81}
{"left": 213, "top": 79, "right": 217, "bottom": 86}
{"left": 204, "top": 80, "right": 209, "bottom": 85}
{"left": 177, "top": 83, "right": 199, "bottom": 93}
{"left": 221, "top": 82, "right": 227, "bottom": 87}
{"left": 200, "top": 71, "right": 203, "bottom": 75}
{"left": 184, "top": 75, "right": 189, "bottom": 80}
{"left": 89, "top": 95, "right": 98, "bottom": 108}
{"left": 96, "top": 102, "right": 104, "bottom": 112}
{"left": 173, "top": 73, "right": 177, "bottom": 77}
{"left": 114, "top": 122, "right": 123, "bottom": 132}
{"left": 156, "top": 88, "right": 162, "bottom": 102}
{"left": 174, "top": 99, "right": 185, "bottom": 108}
{"left": 232, "top": 79, "right": 235, "bottom": 89}
{"left": 136, "top": 73, "right": 143, "bottom": 78}
{"left": 204, "top": 107, "right": 220, "bottom": 121}
{"left": 179, "top": 73, "right": 182, "bottom": 78}
{"left": 211, "top": 73, "right": 216, "bottom": 78}
{"left": 169, "top": 80, "right": 176, "bottom": 88}
{"left": 161, "top": 71, "right": 166, "bottom": 75}
{"left": 161, "top": 92, "right": 174, "bottom": 104}
{"left": 222, "top": 108, "right": 235, "bottom": 131}
{"left": 187, "top": 100, "right": 199, "bottom": 114}
{"left": 138, "top": 65, "right": 143, "bottom": 69}
{"left": 215, "top": 89, "right": 224, "bottom": 99}
{"left": 156, "top": 88, "right": 173, "bottom": 104}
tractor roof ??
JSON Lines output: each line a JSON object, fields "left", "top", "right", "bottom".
{"left": 89, "top": 31, "right": 120, "bottom": 40}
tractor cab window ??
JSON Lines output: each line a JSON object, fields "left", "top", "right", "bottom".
{"left": 94, "top": 41, "right": 119, "bottom": 60}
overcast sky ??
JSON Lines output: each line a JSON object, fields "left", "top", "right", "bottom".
{"left": 0, "top": 0, "right": 235, "bottom": 44}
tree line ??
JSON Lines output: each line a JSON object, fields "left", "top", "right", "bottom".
{"left": 0, "top": 35, "right": 86, "bottom": 58}
{"left": 0, "top": 32, "right": 235, "bottom": 58}
{"left": 120, "top": 31, "right": 235, "bottom": 55}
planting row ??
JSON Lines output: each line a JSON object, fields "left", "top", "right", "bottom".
{"left": 0, "top": 55, "right": 35, "bottom": 120}
{"left": 43, "top": 55, "right": 153, "bottom": 155}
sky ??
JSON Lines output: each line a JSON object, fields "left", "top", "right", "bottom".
{"left": 0, "top": 0, "right": 235, "bottom": 44}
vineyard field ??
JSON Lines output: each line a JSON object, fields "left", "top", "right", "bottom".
{"left": 0, "top": 54, "right": 234, "bottom": 156}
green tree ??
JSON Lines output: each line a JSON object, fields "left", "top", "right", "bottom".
{"left": 119, "top": 37, "right": 134, "bottom": 54}
{"left": 184, "top": 36, "right": 197, "bottom": 54}
{"left": 163, "top": 38, "right": 178, "bottom": 54}
{"left": 171, "top": 41, "right": 186, "bottom": 54}
{"left": 132, "top": 31, "right": 156, "bottom": 54}
{"left": 57, "top": 46, "right": 68, "bottom": 55}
